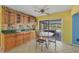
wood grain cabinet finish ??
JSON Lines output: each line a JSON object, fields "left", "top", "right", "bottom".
{"left": 31, "top": 32, "right": 36, "bottom": 40}
{"left": 3, "top": 7, "right": 15, "bottom": 24}
{"left": 23, "top": 33, "right": 31, "bottom": 43}
{"left": 23, "top": 15, "right": 29, "bottom": 24}
{"left": 4, "top": 34, "right": 16, "bottom": 51}
{"left": 1, "top": 6, "right": 36, "bottom": 52}
{"left": 16, "top": 12, "right": 23, "bottom": 24}
{"left": 2, "top": 6, "right": 9, "bottom": 25}
{"left": 30, "top": 16, "right": 36, "bottom": 23}
{"left": 15, "top": 33, "right": 23, "bottom": 46}
{"left": 8, "top": 10, "right": 16, "bottom": 25}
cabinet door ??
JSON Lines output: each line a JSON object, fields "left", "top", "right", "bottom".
{"left": 23, "top": 15, "right": 29, "bottom": 24}
{"left": 73, "top": 13, "right": 79, "bottom": 45}
{"left": 30, "top": 16, "right": 36, "bottom": 23}
{"left": 2, "top": 7, "right": 9, "bottom": 25}
{"left": 31, "top": 32, "right": 36, "bottom": 40}
{"left": 2, "top": 7, "right": 16, "bottom": 30}
{"left": 4, "top": 34, "right": 16, "bottom": 51}
{"left": 16, "top": 12, "right": 23, "bottom": 24}
{"left": 23, "top": 33, "right": 31, "bottom": 43}
{"left": 23, "top": 33, "right": 28, "bottom": 43}
{"left": 9, "top": 10, "right": 16, "bottom": 25}
{"left": 16, "top": 33, "right": 23, "bottom": 46}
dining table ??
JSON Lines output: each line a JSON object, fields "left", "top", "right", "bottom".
{"left": 38, "top": 31, "right": 57, "bottom": 52}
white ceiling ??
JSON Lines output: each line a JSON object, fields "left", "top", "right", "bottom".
{"left": 6, "top": 5, "right": 72, "bottom": 16}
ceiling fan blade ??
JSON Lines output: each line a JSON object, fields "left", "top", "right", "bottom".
{"left": 43, "top": 5, "right": 48, "bottom": 9}
{"left": 44, "top": 12, "right": 50, "bottom": 15}
{"left": 45, "top": 8, "right": 49, "bottom": 10}
{"left": 34, "top": 10, "right": 40, "bottom": 13}
{"left": 34, "top": 6, "right": 41, "bottom": 10}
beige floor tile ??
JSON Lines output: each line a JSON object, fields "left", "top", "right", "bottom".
{"left": 1, "top": 40, "right": 79, "bottom": 53}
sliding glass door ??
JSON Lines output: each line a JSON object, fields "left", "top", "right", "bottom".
{"left": 39, "top": 19, "right": 63, "bottom": 41}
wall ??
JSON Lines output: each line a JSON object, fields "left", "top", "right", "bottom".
{"left": 71, "top": 6, "right": 79, "bottom": 45}
{"left": 0, "top": 6, "right": 2, "bottom": 48}
{"left": 36, "top": 10, "right": 72, "bottom": 44}
{"left": 0, "top": 6, "right": 2, "bottom": 33}
{"left": 71, "top": 6, "right": 79, "bottom": 15}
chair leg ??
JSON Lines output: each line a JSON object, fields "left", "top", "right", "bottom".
{"left": 41, "top": 43, "right": 43, "bottom": 52}
{"left": 45, "top": 42, "right": 48, "bottom": 49}
{"left": 36, "top": 42, "right": 38, "bottom": 48}
{"left": 55, "top": 40, "right": 56, "bottom": 53}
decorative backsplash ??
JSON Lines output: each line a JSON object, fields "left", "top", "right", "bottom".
{"left": 2, "top": 23, "right": 36, "bottom": 31}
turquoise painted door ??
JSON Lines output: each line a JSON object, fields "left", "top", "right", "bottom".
{"left": 72, "top": 13, "right": 79, "bottom": 45}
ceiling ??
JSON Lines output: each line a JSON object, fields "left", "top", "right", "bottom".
{"left": 6, "top": 5, "right": 72, "bottom": 16}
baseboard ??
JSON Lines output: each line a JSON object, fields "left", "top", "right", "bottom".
{"left": 72, "top": 44, "right": 79, "bottom": 47}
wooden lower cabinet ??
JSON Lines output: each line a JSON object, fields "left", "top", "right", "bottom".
{"left": 15, "top": 33, "right": 23, "bottom": 46}
{"left": 4, "top": 34, "right": 16, "bottom": 51}
{"left": 0, "top": 35, "right": 1, "bottom": 47}
{"left": 31, "top": 31, "right": 36, "bottom": 40}
{"left": 3, "top": 31, "right": 35, "bottom": 52}
{"left": 23, "top": 32, "right": 31, "bottom": 43}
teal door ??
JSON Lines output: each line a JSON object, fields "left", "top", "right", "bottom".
{"left": 72, "top": 13, "right": 79, "bottom": 45}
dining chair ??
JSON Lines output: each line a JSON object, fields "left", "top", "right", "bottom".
{"left": 35, "top": 31, "right": 48, "bottom": 52}
{"left": 47, "top": 31, "right": 57, "bottom": 52}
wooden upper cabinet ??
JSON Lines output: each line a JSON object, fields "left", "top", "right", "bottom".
{"left": 9, "top": 10, "right": 16, "bottom": 25}
{"left": 30, "top": 16, "right": 36, "bottom": 23}
{"left": 2, "top": 6, "right": 9, "bottom": 25}
{"left": 2, "top": 6, "right": 36, "bottom": 30}
{"left": 2, "top": 6, "right": 16, "bottom": 27}
{"left": 23, "top": 15, "right": 29, "bottom": 24}
{"left": 16, "top": 12, "right": 23, "bottom": 24}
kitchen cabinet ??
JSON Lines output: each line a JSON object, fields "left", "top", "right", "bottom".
{"left": 23, "top": 15, "right": 29, "bottom": 24}
{"left": 30, "top": 16, "right": 36, "bottom": 23}
{"left": 0, "top": 6, "right": 36, "bottom": 52}
{"left": 3, "top": 7, "right": 15, "bottom": 24}
{"left": 16, "top": 12, "right": 23, "bottom": 24}
{"left": 3, "top": 31, "right": 35, "bottom": 52}
{"left": 16, "top": 33, "right": 23, "bottom": 46}
{"left": 23, "top": 32, "right": 31, "bottom": 43}
{"left": 8, "top": 10, "right": 16, "bottom": 25}
{"left": 4, "top": 34, "right": 16, "bottom": 51}
{"left": 2, "top": 6, "right": 9, "bottom": 25}
{"left": 30, "top": 31, "right": 36, "bottom": 40}
{"left": 2, "top": 6, "right": 16, "bottom": 30}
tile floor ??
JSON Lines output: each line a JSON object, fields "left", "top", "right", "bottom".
{"left": 4, "top": 40, "right": 79, "bottom": 53}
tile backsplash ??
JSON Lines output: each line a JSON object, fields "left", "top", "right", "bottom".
{"left": 2, "top": 23, "right": 36, "bottom": 31}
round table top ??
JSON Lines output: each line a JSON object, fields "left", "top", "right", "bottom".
{"left": 39, "top": 32, "right": 54, "bottom": 37}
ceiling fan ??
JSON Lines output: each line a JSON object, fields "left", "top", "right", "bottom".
{"left": 34, "top": 6, "right": 50, "bottom": 15}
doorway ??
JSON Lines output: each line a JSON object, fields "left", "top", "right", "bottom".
{"left": 72, "top": 13, "right": 79, "bottom": 45}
